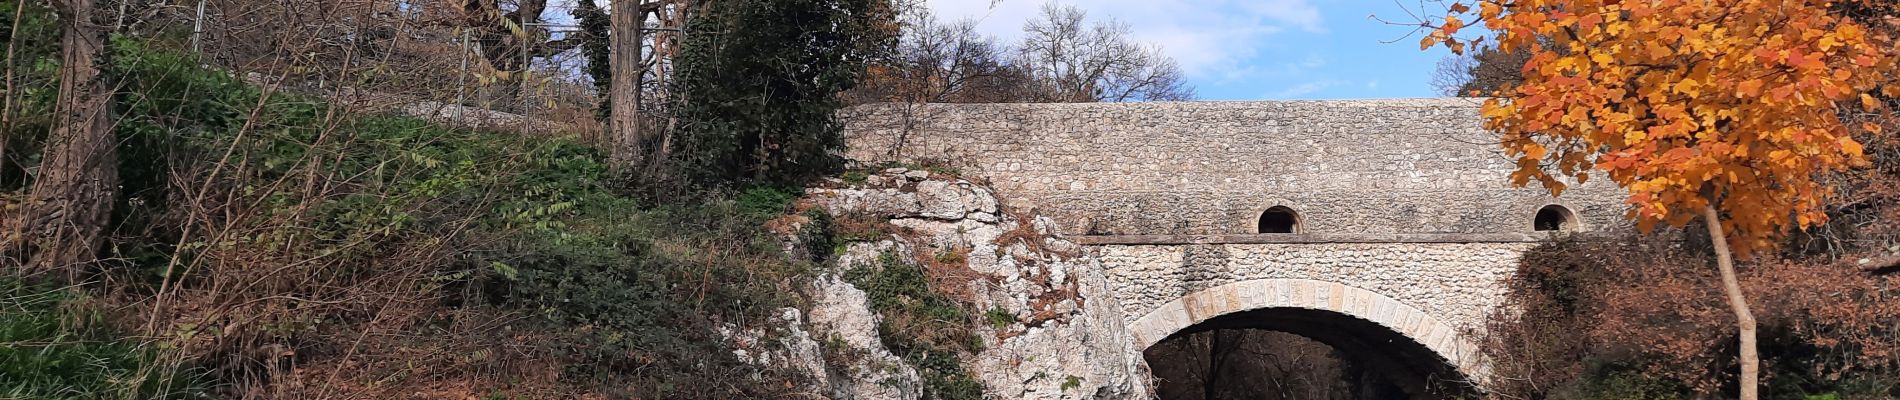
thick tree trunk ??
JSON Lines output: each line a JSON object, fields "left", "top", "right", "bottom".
{"left": 11, "top": 0, "right": 118, "bottom": 278}
{"left": 1702, "top": 204, "right": 1759, "bottom": 399}
{"left": 608, "top": 0, "right": 644, "bottom": 170}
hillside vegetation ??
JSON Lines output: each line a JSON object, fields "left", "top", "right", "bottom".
{"left": 1, "top": 2, "right": 828, "bottom": 397}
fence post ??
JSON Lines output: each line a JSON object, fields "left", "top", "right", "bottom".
{"left": 191, "top": 0, "right": 207, "bottom": 53}
{"left": 457, "top": 29, "right": 470, "bottom": 106}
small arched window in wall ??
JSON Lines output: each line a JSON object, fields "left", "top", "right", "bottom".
{"left": 1257, "top": 206, "right": 1302, "bottom": 234}
{"left": 1534, "top": 205, "right": 1577, "bottom": 232}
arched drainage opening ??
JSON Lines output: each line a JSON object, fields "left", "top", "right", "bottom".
{"left": 1143, "top": 308, "right": 1476, "bottom": 400}
{"left": 1258, "top": 206, "right": 1302, "bottom": 233}
{"left": 1535, "top": 204, "right": 1577, "bottom": 232}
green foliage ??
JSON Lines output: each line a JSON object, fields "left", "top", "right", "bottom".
{"left": 670, "top": 0, "right": 889, "bottom": 189}
{"left": 570, "top": 0, "right": 612, "bottom": 119}
{"left": 984, "top": 307, "right": 1014, "bottom": 330}
{"left": 799, "top": 208, "right": 837, "bottom": 263}
{"left": 1571, "top": 369, "right": 1692, "bottom": 400}
{"left": 737, "top": 186, "right": 796, "bottom": 219}
{"left": 0, "top": 0, "right": 60, "bottom": 191}
{"left": 845, "top": 252, "right": 985, "bottom": 400}
{"left": 481, "top": 147, "right": 813, "bottom": 396}
{"left": 2, "top": 33, "right": 816, "bottom": 396}
{"left": 0, "top": 280, "right": 202, "bottom": 399}
{"left": 1061, "top": 375, "right": 1083, "bottom": 391}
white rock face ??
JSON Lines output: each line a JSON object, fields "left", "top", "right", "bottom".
{"left": 806, "top": 272, "right": 926, "bottom": 400}
{"left": 770, "top": 169, "right": 1151, "bottom": 399}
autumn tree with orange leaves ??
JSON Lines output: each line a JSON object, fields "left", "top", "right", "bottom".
{"left": 1421, "top": 0, "right": 1897, "bottom": 398}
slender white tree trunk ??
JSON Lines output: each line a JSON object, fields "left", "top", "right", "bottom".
{"left": 1702, "top": 204, "right": 1759, "bottom": 400}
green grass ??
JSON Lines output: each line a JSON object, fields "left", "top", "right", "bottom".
{"left": 0, "top": 280, "right": 201, "bottom": 399}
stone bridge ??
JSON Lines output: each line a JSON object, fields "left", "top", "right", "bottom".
{"left": 842, "top": 99, "right": 1629, "bottom": 394}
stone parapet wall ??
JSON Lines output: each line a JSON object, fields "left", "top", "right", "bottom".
{"left": 842, "top": 99, "right": 1630, "bottom": 236}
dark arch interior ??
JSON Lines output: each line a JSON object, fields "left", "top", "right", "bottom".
{"left": 1258, "top": 206, "right": 1300, "bottom": 233}
{"left": 1535, "top": 205, "right": 1572, "bottom": 231}
{"left": 1144, "top": 308, "right": 1476, "bottom": 400}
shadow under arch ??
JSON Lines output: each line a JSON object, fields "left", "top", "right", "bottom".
{"left": 1128, "top": 279, "right": 1486, "bottom": 398}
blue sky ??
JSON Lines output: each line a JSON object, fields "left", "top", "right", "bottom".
{"left": 924, "top": 0, "right": 1464, "bottom": 100}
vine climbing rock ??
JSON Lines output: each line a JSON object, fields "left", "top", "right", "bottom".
{"left": 762, "top": 168, "right": 1151, "bottom": 399}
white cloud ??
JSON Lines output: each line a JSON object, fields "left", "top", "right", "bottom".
{"left": 924, "top": 0, "right": 1326, "bottom": 81}
{"left": 1267, "top": 80, "right": 1343, "bottom": 98}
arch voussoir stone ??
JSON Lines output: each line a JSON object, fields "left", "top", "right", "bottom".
{"left": 1127, "top": 278, "right": 1488, "bottom": 383}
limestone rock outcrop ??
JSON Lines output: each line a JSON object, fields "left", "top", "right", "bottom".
{"left": 768, "top": 168, "right": 1151, "bottom": 399}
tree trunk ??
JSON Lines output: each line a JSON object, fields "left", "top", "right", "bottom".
{"left": 1702, "top": 204, "right": 1759, "bottom": 399}
{"left": 608, "top": 0, "right": 644, "bottom": 170}
{"left": 11, "top": 0, "right": 118, "bottom": 278}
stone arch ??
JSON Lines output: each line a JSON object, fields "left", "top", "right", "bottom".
{"left": 1127, "top": 278, "right": 1488, "bottom": 385}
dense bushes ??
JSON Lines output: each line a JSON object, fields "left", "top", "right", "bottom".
{"left": 1484, "top": 237, "right": 1900, "bottom": 399}
{"left": 2, "top": 20, "right": 818, "bottom": 397}
{"left": 845, "top": 251, "right": 985, "bottom": 400}
{"left": 668, "top": 0, "right": 893, "bottom": 189}
{"left": 0, "top": 280, "right": 202, "bottom": 398}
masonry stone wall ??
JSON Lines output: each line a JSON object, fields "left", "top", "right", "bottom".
{"left": 842, "top": 99, "right": 1630, "bottom": 236}
{"left": 839, "top": 100, "right": 1631, "bottom": 384}
{"left": 1095, "top": 242, "right": 1529, "bottom": 337}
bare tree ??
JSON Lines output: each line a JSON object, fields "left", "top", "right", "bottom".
{"left": 7, "top": 0, "right": 118, "bottom": 278}
{"left": 1430, "top": 53, "right": 1477, "bottom": 97}
{"left": 1017, "top": 3, "right": 1192, "bottom": 102}
{"left": 1430, "top": 43, "right": 1529, "bottom": 97}
{"left": 457, "top": 0, "right": 583, "bottom": 74}
{"left": 850, "top": 2, "right": 1191, "bottom": 105}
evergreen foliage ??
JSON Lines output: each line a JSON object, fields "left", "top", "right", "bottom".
{"left": 571, "top": 0, "right": 613, "bottom": 121}
{"left": 670, "top": 0, "right": 889, "bottom": 189}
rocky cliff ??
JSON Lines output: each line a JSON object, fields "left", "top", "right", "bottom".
{"left": 762, "top": 168, "right": 1152, "bottom": 399}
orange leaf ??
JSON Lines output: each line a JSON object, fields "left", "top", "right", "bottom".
{"left": 1738, "top": 79, "right": 1765, "bottom": 97}
{"left": 1841, "top": 137, "right": 1865, "bottom": 155}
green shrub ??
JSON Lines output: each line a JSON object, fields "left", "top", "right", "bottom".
{"left": 737, "top": 186, "right": 797, "bottom": 219}
{"left": 4, "top": 34, "right": 816, "bottom": 397}
{"left": 0, "top": 0, "right": 59, "bottom": 191}
{"left": 845, "top": 252, "right": 985, "bottom": 400}
{"left": 985, "top": 307, "right": 1014, "bottom": 330}
{"left": 0, "top": 280, "right": 202, "bottom": 399}
{"left": 799, "top": 208, "right": 837, "bottom": 263}
{"left": 484, "top": 152, "right": 815, "bottom": 396}
{"left": 670, "top": 0, "right": 888, "bottom": 189}
{"left": 1570, "top": 369, "right": 1691, "bottom": 400}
